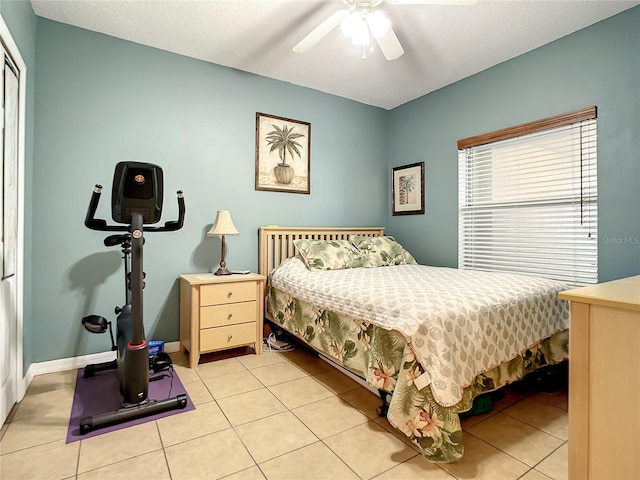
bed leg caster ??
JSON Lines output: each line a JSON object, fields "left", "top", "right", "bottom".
{"left": 376, "top": 390, "right": 390, "bottom": 417}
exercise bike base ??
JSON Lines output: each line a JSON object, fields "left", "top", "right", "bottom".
{"left": 79, "top": 394, "right": 188, "bottom": 435}
{"left": 83, "top": 359, "right": 118, "bottom": 378}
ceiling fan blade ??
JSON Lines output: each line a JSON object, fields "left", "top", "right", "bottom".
{"left": 375, "top": 27, "right": 404, "bottom": 60}
{"left": 293, "top": 9, "right": 349, "bottom": 53}
{"left": 387, "top": 0, "right": 476, "bottom": 5}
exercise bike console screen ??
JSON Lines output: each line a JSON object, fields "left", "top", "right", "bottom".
{"left": 111, "top": 161, "right": 164, "bottom": 224}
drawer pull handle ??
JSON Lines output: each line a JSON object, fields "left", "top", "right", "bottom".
{"left": 227, "top": 313, "right": 233, "bottom": 319}
{"left": 227, "top": 291, "right": 233, "bottom": 297}
{"left": 227, "top": 334, "right": 233, "bottom": 341}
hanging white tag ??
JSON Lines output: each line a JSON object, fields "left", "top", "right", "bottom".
{"left": 413, "top": 371, "right": 431, "bottom": 391}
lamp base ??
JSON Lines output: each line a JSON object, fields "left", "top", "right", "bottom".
{"left": 213, "top": 266, "right": 232, "bottom": 276}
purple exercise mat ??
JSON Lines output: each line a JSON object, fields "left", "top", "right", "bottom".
{"left": 66, "top": 367, "right": 195, "bottom": 443}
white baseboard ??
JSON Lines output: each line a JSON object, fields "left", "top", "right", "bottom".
{"left": 21, "top": 341, "right": 181, "bottom": 395}
{"left": 30, "top": 350, "right": 117, "bottom": 377}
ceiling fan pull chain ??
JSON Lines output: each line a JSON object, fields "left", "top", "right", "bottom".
{"left": 362, "top": 21, "right": 373, "bottom": 60}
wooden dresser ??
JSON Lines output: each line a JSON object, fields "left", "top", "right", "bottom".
{"left": 559, "top": 275, "right": 640, "bottom": 480}
{"left": 179, "top": 273, "right": 266, "bottom": 368}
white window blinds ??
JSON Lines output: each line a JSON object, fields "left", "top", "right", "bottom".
{"left": 458, "top": 108, "right": 597, "bottom": 286}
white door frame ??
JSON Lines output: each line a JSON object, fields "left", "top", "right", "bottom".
{"left": 1, "top": 14, "right": 27, "bottom": 411}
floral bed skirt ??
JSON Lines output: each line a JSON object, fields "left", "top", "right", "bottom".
{"left": 267, "top": 285, "right": 569, "bottom": 463}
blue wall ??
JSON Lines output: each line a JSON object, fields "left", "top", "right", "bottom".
{"left": 387, "top": 6, "right": 640, "bottom": 283}
{"left": 3, "top": 4, "right": 639, "bottom": 366}
{"left": 30, "top": 19, "right": 388, "bottom": 362}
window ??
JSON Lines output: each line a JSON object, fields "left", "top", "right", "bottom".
{"left": 458, "top": 107, "right": 597, "bottom": 286}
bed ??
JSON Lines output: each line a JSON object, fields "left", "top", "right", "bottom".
{"left": 258, "top": 226, "right": 570, "bottom": 463}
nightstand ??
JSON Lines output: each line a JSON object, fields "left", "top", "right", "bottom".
{"left": 179, "top": 273, "right": 266, "bottom": 369}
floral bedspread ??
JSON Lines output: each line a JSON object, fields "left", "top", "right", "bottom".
{"left": 270, "top": 257, "right": 570, "bottom": 406}
{"left": 267, "top": 261, "right": 570, "bottom": 463}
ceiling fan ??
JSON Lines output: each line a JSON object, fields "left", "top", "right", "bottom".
{"left": 293, "top": 0, "right": 476, "bottom": 61}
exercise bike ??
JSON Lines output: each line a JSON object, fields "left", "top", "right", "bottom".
{"left": 79, "top": 161, "right": 187, "bottom": 434}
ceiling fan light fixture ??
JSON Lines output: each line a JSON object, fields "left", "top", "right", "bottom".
{"left": 340, "top": 11, "right": 362, "bottom": 37}
{"left": 352, "top": 22, "right": 371, "bottom": 45}
{"left": 367, "top": 10, "right": 391, "bottom": 38}
{"left": 293, "top": 0, "right": 404, "bottom": 61}
{"left": 342, "top": 11, "right": 372, "bottom": 46}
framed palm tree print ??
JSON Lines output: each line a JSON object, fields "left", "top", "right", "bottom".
{"left": 392, "top": 162, "right": 424, "bottom": 215}
{"left": 255, "top": 112, "right": 311, "bottom": 194}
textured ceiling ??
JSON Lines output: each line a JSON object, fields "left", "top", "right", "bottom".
{"left": 31, "top": 0, "right": 639, "bottom": 109}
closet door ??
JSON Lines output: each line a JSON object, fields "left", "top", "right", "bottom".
{"left": 0, "top": 47, "right": 20, "bottom": 425}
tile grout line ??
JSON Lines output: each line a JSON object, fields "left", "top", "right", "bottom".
{"left": 0, "top": 434, "right": 66, "bottom": 456}
{"left": 500, "top": 407, "right": 568, "bottom": 442}
{"left": 198, "top": 353, "right": 365, "bottom": 479}
{"left": 191, "top": 354, "right": 306, "bottom": 478}
{"left": 75, "top": 435, "right": 82, "bottom": 479}
{"left": 5, "top": 353, "right": 569, "bottom": 480}
{"left": 530, "top": 440, "right": 567, "bottom": 478}
{"left": 155, "top": 420, "right": 175, "bottom": 480}
{"left": 463, "top": 429, "right": 556, "bottom": 476}
{"left": 315, "top": 437, "right": 366, "bottom": 480}
{"left": 229, "top": 358, "right": 323, "bottom": 472}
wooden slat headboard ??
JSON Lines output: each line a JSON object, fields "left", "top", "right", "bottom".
{"left": 258, "top": 226, "right": 385, "bottom": 276}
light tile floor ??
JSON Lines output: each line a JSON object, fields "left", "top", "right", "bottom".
{"left": 0, "top": 346, "right": 568, "bottom": 480}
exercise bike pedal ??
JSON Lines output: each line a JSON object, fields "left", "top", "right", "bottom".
{"left": 82, "top": 314, "right": 117, "bottom": 354}
{"left": 81, "top": 315, "right": 109, "bottom": 334}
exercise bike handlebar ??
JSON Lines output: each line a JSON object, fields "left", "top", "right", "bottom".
{"left": 84, "top": 185, "right": 109, "bottom": 230}
{"left": 148, "top": 190, "right": 185, "bottom": 232}
{"left": 84, "top": 185, "right": 186, "bottom": 232}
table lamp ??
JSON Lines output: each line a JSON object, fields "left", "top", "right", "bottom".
{"left": 207, "top": 210, "right": 239, "bottom": 275}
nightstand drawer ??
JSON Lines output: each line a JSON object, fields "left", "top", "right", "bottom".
{"left": 200, "top": 322, "right": 257, "bottom": 352}
{"left": 200, "top": 301, "right": 257, "bottom": 329}
{"left": 200, "top": 281, "right": 256, "bottom": 306}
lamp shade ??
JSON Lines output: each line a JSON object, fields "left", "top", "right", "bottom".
{"left": 207, "top": 210, "right": 239, "bottom": 236}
